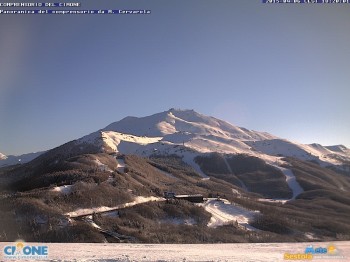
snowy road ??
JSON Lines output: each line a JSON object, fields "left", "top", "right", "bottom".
{"left": 1, "top": 242, "right": 348, "bottom": 262}
{"left": 66, "top": 196, "right": 164, "bottom": 218}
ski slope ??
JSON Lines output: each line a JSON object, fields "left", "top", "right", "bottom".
{"left": 201, "top": 199, "right": 259, "bottom": 230}
{"left": 276, "top": 167, "right": 304, "bottom": 200}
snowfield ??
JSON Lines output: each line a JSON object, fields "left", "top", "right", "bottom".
{"left": 181, "top": 151, "right": 210, "bottom": 180}
{"left": 1, "top": 241, "right": 348, "bottom": 262}
{"left": 94, "top": 158, "right": 113, "bottom": 172}
{"left": 201, "top": 199, "right": 258, "bottom": 230}
{"left": 51, "top": 185, "right": 73, "bottom": 195}
{"left": 246, "top": 139, "right": 349, "bottom": 167}
{"left": 102, "top": 131, "right": 163, "bottom": 152}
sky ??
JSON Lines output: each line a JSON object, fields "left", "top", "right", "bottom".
{"left": 0, "top": 0, "right": 349, "bottom": 155}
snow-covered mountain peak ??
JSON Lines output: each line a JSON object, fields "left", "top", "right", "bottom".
{"left": 103, "top": 109, "right": 276, "bottom": 143}
{"left": 0, "top": 152, "right": 7, "bottom": 160}
{"left": 325, "top": 145, "right": 349, "bottom": 153}
{"left": 96, "top": 109, "right": 350, "bottom": 169}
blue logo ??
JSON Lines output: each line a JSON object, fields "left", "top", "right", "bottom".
{"left": 304, "top": 245, "right": 327, "bottom": 254}
{"left": 3, "top": 241, "right": 48, "bottom": 259}
{"left": 304, "top": 244, "right": 341, "bottom": 256}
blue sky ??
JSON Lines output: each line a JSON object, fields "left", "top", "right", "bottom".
{"left": 0, "top": 0, "right": 349, "bottom": 155}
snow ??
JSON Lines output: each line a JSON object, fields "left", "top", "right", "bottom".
{"left": 93, "top": 159, "right": 113, "bottom": 172}
{"left": 66, "top": 196, "right": 164, "bottom": 218}
{"left": 103, "top": 112, "right": 175, "bottom": 137}
{"left": 157, "top": 120, "right": 177, "bottom": 134}
{"left": 101, "top": 131, "right": 162, "bottom": 152}
{"left": 275, "top": 166, "right": 304, "bottom": 200}
{"left": 257, "top": 198, "right": 288, "bottom": 204}
{"left": 51, "top": 185, "right": 73, "bottom": 195}
{"left": 0, "top": 152, "right": 7, "bottom": 160}
{"left": 175, "top": 194, "right": 203, "bottom": 198}
{"left": 5, "top": 109, "right": 349, "bottom": 176}
{"left": 83, "top": 215, "right": 101, "bottom": 229}
{"left": 255, "top": 157, "right": 304, "bottom": 202}
{"left": 184, "top": 136, "right": 251, "bottom": 154}
{"left": 162, "top": 132, "right": 196, "bottom": 144}
{"left": 247, "top": 139, "right": 350, "bottom": 167}
{"left": 325, "top": 144, "right": 349, "bottom": 153}
{"left": 181, "top": 152, "right": 209, "bottom": 180}
{"left": 305, "top": 232, "right": 317, "bottom": 240}
{"left": 75, "top": 109, "right": 349, "bottom": 176}
{"left": 116, "top": 159, "right": 126, "bottom": 173}
{"left": 231, "top": 188, "right": 242, "bottom": 196}
{"left": 200, "top": 199, "right": 259, "bottom": 230}
{"left": 102, "top": 109, "right": 278, "bottom": 150}
{"left": 8, "top": 241, "right": 348, "bottom": 262}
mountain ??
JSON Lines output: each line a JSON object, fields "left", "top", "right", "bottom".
{"left": 1, "top": 108, "right": 350, "bottom": 244}
{"left": 0, "top": 151, "right": 45, "bottom": 167}
{"left": 74, "top": 108, "right": 349, "bottom": 170}
{"left": 3, "top": 109, "right": 349, "bottom": 170}
{"left": 325, "top": 144, "right": 350, "bottom": 154}
{"left": 103, "top": 108, "right": 277, "bottom": 140}
{"left": 0, "top": 152, "right": 6, "bottom": 160}
{"left": 27, "top": 108, "right": 349, "bottom": 201}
